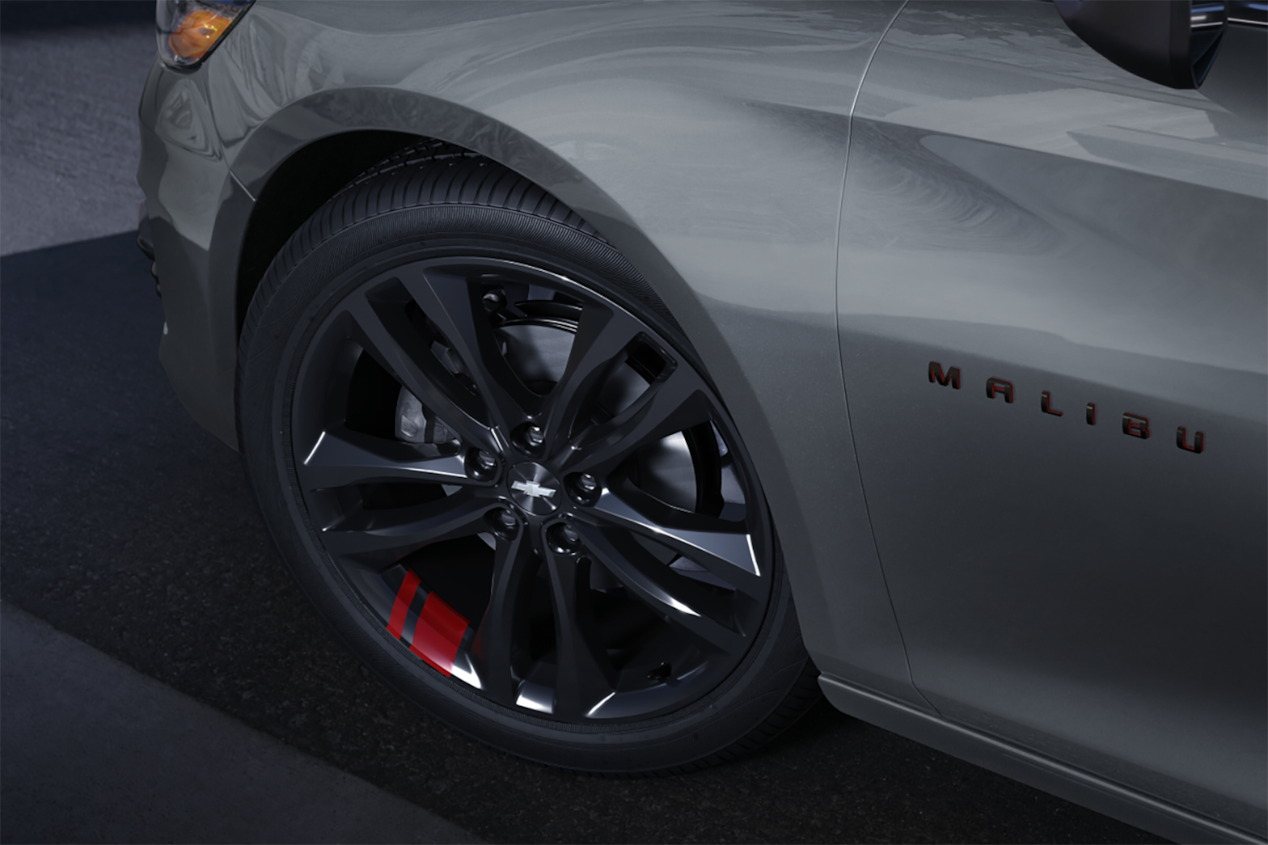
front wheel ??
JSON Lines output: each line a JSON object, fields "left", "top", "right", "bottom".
{"left": 237, "top": 143, "right": 820, "bottom": 774}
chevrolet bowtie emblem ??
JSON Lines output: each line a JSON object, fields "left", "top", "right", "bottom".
{"left": 511, "top": 480, "right": 556, "bottom": 499}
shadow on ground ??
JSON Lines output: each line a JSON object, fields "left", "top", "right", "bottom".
{"left": 0, "top": 233, "right": 1164, "bottom": 844}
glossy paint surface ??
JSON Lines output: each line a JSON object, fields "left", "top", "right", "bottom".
{"left": 135, "top": 0, "right": 1268, "bottom": 839}
{"left": 836, "top": 1, "right": 1266, "bottom": 836}
{"left": 138, "top": 1, "right": 926, "bottom": 714}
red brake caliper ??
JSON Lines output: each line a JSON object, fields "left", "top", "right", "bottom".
{"left": 386, "top": 570, "right": 469, "bottom": 676}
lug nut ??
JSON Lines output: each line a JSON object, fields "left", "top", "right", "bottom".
{"left": 569, "top": 473, "right": 600, "bottom": 505}
{"left": 523, "top": 425, "right": 545, "bottom": 450}
{"left": 492, "top": 508, "right": 518, "bottom": 537}
{"left": 467, "top": 449, "right": 499, "bottom": 480}
{"left": 547, "top": 522, "right": 582, "bottom": 554}
{"left": 482, "top": 289, "right": 506, "bottom": 312}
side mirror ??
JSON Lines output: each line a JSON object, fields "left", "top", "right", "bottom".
{"left": 1054, "top": 0, "right": 1228, "bottom": 89}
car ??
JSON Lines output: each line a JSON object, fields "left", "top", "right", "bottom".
{"left": 136, "top": 1, "right": 1266, "bottom": 841}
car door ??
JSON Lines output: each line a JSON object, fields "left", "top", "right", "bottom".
{"left": 835, "top": 1, "right": 1266, "bottom": 836}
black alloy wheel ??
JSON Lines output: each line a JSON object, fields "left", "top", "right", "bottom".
{"left": 238, "top": 142, "right": 820, "bottom": 773}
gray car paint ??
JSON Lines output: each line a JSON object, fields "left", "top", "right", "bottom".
{"left": 139, "top": 0, "right": 928, "bottom": 714}
{"left": 835, "top": 1, "right": 1266, "bottom": 838}
{"left": 135, "top": 2, "right": 1267, "bottom": 842}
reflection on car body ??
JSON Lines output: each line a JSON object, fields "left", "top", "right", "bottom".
{"left": 137, "top": 2, "right": 1266, "bottom": 842}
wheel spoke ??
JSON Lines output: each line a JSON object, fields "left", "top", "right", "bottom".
{"left": 543, "top": 547, "right": 616, "bottom": 718}
{"left": 342, "top": 294, "right": 497, "bottom": 453}
{"left": 562, "top": 365, "right": 712, "bottom": 477}
{"left": 396, "top": 263, "right": 541, "bottom": 433}
{"left": 294, "top": 255, "right": 775, "bottom": 725}
{"left": 299, "top": 426, "right": 477, "bottom": 490}
{"left": 472, "top": 528, "right": 537, "bottom": 706}
{"left": 574, "top": 522, "right": 746, "bottom": 656}
{"left": 320, "top": 489, "right": 494, "bottom": 562}
{"left": 585, "top": 488, "right": 763, "bottom": 590}
{"left": 540, "top": 305, "right": 641, "bottom": 453}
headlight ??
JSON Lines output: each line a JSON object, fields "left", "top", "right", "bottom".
{"left": 156, "top": 0, "right": 254, "bottom": 69}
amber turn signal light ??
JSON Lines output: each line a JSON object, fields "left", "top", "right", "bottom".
{"left": 168, "top": 9, "right": 233, "bottom": 60}
{"left": 157, "top": 0, "right": 254, "bottom": 69}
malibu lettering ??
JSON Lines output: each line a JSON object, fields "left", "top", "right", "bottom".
{"left": 927, "top": 361, "right": 1205, "bottom": 454}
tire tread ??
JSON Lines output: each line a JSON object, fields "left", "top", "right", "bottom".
{"left": 237, "top": 139, "right": 821, "bottom": 780}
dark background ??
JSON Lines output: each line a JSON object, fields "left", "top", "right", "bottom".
{"left": 0, "top": 3, "right": 1165, "bottom": 842}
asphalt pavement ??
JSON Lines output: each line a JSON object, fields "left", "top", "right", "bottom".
{"left": 2, "top": 602, "right": 479, "bottom": 844}
{"left": 0, "top": 3, "right": 1168, "bottom": 843}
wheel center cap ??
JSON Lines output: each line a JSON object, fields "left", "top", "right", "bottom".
{"left": 507, "top": 463, "right": 561, "bottom": 515}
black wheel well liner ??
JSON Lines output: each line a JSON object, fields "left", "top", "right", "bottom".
{"left": 235, "top": 130, "right": 425, "bottom": 335}
{"left": 233, "top": 126, "right": 688, "bottom": 343}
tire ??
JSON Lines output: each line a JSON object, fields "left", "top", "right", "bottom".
{"left": 237, "top": 140, "right": 820, "bottom": 775}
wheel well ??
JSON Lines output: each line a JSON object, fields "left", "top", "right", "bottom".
{"left": 235, "top": 130, "right": 427, "bottom": 335}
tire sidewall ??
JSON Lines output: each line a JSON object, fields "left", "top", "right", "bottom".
{"left": 239, "top": 204, "right": 810, "bottom": 773}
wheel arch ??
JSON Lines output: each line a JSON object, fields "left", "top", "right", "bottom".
{"left": 229, "top": 101, "right": 770, "bottom": 540}
{"left": 228, "top": 89, "right": 710, "bottom": 352}
{"left": 234, "top": 129, "right": 422, "bottom": 336}
{"left": 220, "top": 87, "right": 892, "bottom": 713}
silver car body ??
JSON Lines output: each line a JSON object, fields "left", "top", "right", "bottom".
{"left": 136, "top": 2, "right": 1267, "bottom": 841}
